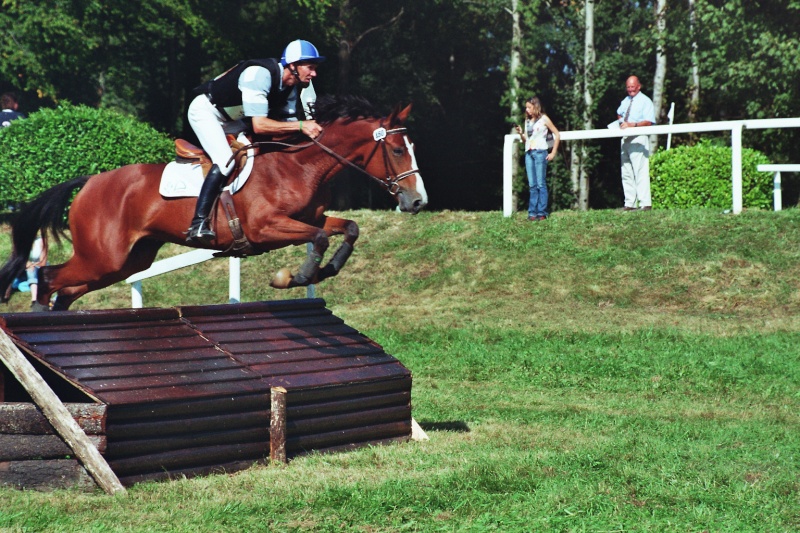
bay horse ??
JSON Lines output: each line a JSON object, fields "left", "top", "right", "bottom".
{"left": 0, "top": 95, "right": 428, "bottom": 311}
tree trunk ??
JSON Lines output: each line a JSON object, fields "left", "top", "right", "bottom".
{"left": 650, "top": 0, "right": 668, "bottom": 149}
{"left": 509, "top": 0, "right": 522, "bottom": 211}
{"left": 578, "top": 0, "right": 595, "bottom": 211}
{"left": 688, "top": 0, "right": 700, "bottom": 123}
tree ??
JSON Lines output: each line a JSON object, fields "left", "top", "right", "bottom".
{"left": 650, "top": 0, "right": 668, "bottom": 148}
{"left": 687, "top": 0, "right": 700, "bottom": 123}
{"left": 0, "top": 0, "right": 98, "bottom": 104}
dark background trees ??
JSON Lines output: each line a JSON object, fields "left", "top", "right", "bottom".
{"left": 1, "top": 0, "right": 798, "bottom": 210}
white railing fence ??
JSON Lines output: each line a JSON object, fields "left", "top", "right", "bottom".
{"left": 757, "top": 164, "right": 800, "bottom": 212}
{"left": 503, "top": 117, "right": 800, "bottom": 216}
{"left": 125, "top": 243, "right": 316, "bottom": 308}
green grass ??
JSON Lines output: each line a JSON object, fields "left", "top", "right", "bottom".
{"left": 0, "top": 208, "right": 798, "bottom": 531}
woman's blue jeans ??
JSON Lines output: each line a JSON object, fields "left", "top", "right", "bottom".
{"left": 525, "top": 149, "right": 549, "bottom": 217}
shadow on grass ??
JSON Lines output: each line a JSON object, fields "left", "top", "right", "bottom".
{"left": 418, "top": 421, "right": 470, "bottom": 433}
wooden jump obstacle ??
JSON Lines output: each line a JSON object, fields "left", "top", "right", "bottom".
{"left": 0, "top": 299, "right": 416, "bottom": 492}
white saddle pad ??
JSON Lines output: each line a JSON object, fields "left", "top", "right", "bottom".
{"left": 159, "top": 133, "right": 256, "bottom": 198}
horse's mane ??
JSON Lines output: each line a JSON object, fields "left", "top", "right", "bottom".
{"left": 311, "top": 94, "right": 381, "bottom": 125}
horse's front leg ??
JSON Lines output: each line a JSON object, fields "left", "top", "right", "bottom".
{"left": 316, "top": 217, "right": 359, "bottom": 283}
{"left": 268, "top": 222, "right": 330, "bottom": 289}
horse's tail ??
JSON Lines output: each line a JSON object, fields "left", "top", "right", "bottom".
{"left": 0, "top": 175, "right": 92, "bottom": 303}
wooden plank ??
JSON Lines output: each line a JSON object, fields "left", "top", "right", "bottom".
{"left": 264, "top": 362, "right": 412, "bottom": 389}
{"left": 41, "top": 348, "right": 235, "bottom": 370}
{"left": 0, "top": 307, "right": 180, "bottom": 328}
{"left": 232, "top": 344, "right": 385, "bottom": 365}
{"left": 106, "top": 410, "right": 269, "bottom": 440}
{"left": 177, "top": 298, "right": 328, "bottom": 318}
{"left": 0, "top": 434, "right": 106, "bottom": 461}
{"left": 117, "top": 459, "right": 264, "bottom": 487}
{"left": 287, "top": 420, "right": 411, "bottom": 452}
{"left": 287, "top": 391, "right": 410, "bottom": 419}
{"left": 106, "top": 427, "right": 267, "bottom": 459}
{"left": 92, "top": 378, "right": 269, "bottom": 405}
{"left": 0, "top": 459, "right": 97, "bottom": 491}
{"left": 107, "top": 392, "right": 269, "bottom": 422}
{"left": 287, "top": 377, "right": 412, "bottom": 405}
{"left": 65, "top": 357, "right": 247, "bottom": 381}
{"left": 203, "top": 323, "right": 359, "bottom": 343}
{"left": 11, "top": 324, "right": 196, "bottom": 344}
{"left": 191, "top": 314, "right": 344, "bottom": 333}
{"left": 220, "top": 335, "right": 378, "bottom": 354}
{"left": 29, "top": 336, "right": 218, "bottom": 356}
{"left": 107, "top": 441, "right": 268, "bottom": 477}
{"left": 245, "top": 354, "right": 401, "bottom": 376}
{"left": 288, "top": 405, "right": 410, "bottom": 436}
{"left": 0, "top": 329, "right": 125, "bottom": 495}
{"left": 0, "top": 403, "right": 105, "bottom": 434}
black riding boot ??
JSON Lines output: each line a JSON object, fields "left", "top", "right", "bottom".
{"left": 186, "top": 164, "right": 227, "bottom": 245}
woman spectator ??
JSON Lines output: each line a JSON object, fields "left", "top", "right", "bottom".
{"left": 516, "top": 97, "right": 560, "bottom": 221}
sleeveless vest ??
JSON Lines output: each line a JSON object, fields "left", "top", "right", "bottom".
{"left": 197, "top": 58, "right": 305, "bottom": 121}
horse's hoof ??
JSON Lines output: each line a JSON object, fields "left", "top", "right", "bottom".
{"left": 30, "top": 301, "right": 50, "bottom": 312}
{"left": 270, "top": 268, "right": 293, "bottom": 289}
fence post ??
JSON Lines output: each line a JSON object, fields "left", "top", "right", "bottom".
{"left": 731, "top": 123, "right": 743, "bottom": 214}
{"left": 270, "top": 386, "right": 287, "bottom": 464}
{"left": 229, "top": 257, "right": 241, "bottom": 303}
{"left": 773, "top": 171, "right": 782, "bottom": 211}
{"left": 131, "top": 281, "right": 143, "bottom": 309}
{"left": 503, "top": 134, "right": 518, "bottom": 217}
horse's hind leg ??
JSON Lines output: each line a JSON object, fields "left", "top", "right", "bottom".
{"left": 41, "top": 239, "right": 163, "bottom": 310}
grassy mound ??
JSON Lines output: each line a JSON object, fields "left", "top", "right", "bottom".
{"left": 0, "top": 208, "right": 798, "bottom": 530}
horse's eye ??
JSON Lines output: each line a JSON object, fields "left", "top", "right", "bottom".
{"left": 392, "top": 147, "right": 404, "bottom": 157}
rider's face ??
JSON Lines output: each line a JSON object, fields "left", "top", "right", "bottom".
{"left": 291, "top": 62, "right": 319, "bottom": 85}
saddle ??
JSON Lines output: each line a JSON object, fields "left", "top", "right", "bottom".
{"left": 174, "top": 135, "right": 250, "bottom": 176}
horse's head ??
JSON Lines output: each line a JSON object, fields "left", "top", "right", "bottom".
{"left": 313, "top": 95, "right": 428, "bottom": 214}
{"left": 362, "top": 104, "right": 428, "bottom": 214}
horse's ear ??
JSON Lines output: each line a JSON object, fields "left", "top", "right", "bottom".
{"left": 390, "top": 103, "right": 412, "bottom": 125}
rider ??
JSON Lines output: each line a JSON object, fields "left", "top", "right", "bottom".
{"left": 185, "top": 39, "right": 326, "bottom": 244}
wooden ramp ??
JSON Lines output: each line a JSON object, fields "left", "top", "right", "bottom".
{"left": 0, "top": 299, "right": 412, "bottom": 489}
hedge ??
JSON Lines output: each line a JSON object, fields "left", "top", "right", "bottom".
{"left": 0, "top": 104, "right": 174, "bottom": 206}
{"left": 650, "top": 140, "right": 772, "bottom": 210}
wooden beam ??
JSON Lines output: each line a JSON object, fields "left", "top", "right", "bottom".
{"left": 0, "top": 403, "right": 106, "bottom": 435}
{"left": 0, "top": 329, "right": 126, "bottom": 495}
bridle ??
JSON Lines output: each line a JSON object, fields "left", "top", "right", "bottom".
{"left": 231, "top": 121, "right": 420, "bottom": 196}
{"left": 313, "top": 124, "right": 420, "bottom": 195}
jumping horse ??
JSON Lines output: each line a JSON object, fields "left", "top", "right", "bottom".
{"left": 0, "top": 95, "right": 428, "bottom": 311}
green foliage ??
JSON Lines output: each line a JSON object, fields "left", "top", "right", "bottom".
{"left": 651, "top": 140, "right": 772, "bottom": 210}
{"left": 0, "top": 104, "right": 173, "bottom": 205}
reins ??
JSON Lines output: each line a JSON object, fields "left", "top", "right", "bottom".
{"left": 227, "top": 122, "right": 418, "bottom": 195}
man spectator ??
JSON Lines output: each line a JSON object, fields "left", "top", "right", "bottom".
{"left": 616, "top": 76, "right": 656, "bottom": 211}
{"left": 1, "top": 92, "right": 25, "bottom": 127}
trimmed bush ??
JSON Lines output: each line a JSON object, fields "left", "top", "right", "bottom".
{"left": 0, "top": 104, "right": 173, "bottom": 206}
{"left": 651, "top": 140, "right": 772, "bottom": 209}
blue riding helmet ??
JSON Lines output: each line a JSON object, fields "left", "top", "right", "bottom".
{"left": 281, "top": 40, "right": 326, "bottom": 66}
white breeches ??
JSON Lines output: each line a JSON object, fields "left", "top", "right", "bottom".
{"left": 187, "top": 94, "right": 248, "bottom": 176}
